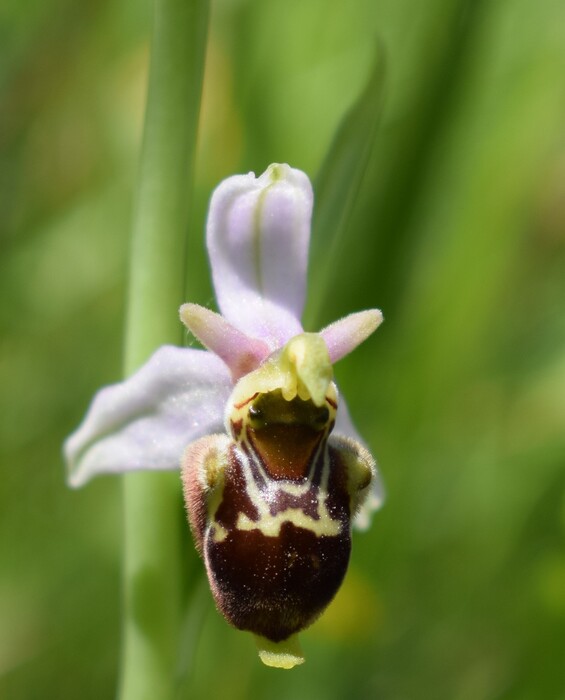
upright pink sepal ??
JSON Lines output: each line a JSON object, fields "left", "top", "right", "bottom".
{"left": 206, "top": 164, "right": 312, "bottom": 347}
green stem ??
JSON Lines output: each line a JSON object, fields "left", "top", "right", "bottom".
{"left": 117, "top": 0, "right": 209, "bottom": 698}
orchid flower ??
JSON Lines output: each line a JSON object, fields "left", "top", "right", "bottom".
{"left": 64, "top": 163, "right": 384, "bottom": 669}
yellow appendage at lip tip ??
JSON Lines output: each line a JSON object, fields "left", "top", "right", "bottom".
{"left": 254, "top": 633, "right": 305, "bottom": 669}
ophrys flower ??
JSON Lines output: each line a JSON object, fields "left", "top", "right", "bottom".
{"left": 65, "top": 163, "right": 383, "bottom": 668}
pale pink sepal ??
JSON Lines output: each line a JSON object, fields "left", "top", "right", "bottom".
{"left": 320, "top": 309, "right": 383, "bottom": 364}
{"left": 64, "top": 346, "right": 232, "bottom": 488}
{"left": 180, "top": 303, "right": 271, "bottom": 381}
{"left": 206, "top": 164, "right": 313, "bottom": 348}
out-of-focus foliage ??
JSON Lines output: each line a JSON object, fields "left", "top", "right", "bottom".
{"left": 1, "top": 0, "right": 565, "bottom": 698}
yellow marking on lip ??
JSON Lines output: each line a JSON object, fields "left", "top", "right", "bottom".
{"left": 229, "top": 428, "right": 341, "bottom": 540}
{"left": 236, "top": 509, "right": 341, "bottom": 538}
{"left": 273, "top": 481, "right": 315, "bottom": 496}
{"left": 206, "top": 439, "right": 343, "bottom": 543}
{"left": 211, "top": 522, "right": 229, "bottom": 543}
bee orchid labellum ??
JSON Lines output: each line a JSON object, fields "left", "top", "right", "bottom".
{"left": 182, "top": 334, "right": 375, "bottom": 668}
{"left": 64, "top": 164, "right": 384, "bottom": 669}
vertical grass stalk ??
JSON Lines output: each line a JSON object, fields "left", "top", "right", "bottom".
{"left": 118, "top": 0, "right": 209, "bottom": 698}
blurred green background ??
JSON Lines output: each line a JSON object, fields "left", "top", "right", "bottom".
{"left": 1, "top": 0, "right": 565, "bottom": 698}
